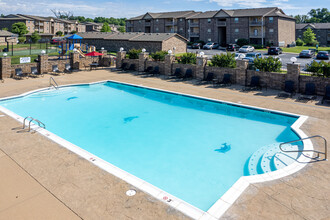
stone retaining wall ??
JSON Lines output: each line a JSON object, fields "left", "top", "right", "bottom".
{"left": 11, "top": 63, "right": 37, "bottom": 76}
{"left": 122, "top": 59, "right": 139, "bottom": 71}
{"left": 172, "top": 63, "right": 197, "bottom": 77}
{"left": 205, "top": 66, "right": 237, "bottom": 83}
{"left": 145, "top": 60, "right": 165, "bottom": 74}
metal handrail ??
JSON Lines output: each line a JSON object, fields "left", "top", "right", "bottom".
{"left": 23, "top": 116, "right": 46, "bottom": 132}
{"left": 49, "top": 77, "right": 58, "bottom": 90}
{"left": 279, "top": 135, "right": 327, "bottom": 160}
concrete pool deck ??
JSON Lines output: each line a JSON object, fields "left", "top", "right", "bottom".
{"left": 0, "top": 69, "right": 329, "bottom": 220}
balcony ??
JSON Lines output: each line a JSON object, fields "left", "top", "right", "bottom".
{"left": 190, "top": 32, "right": 200, "bottom": 37}
{"left": 189, "top": 22, "right": 199, "bottom": 27}
{"left": 250, "top": 21, "right": 262, "bottom": 26}
{"left": 165, "top": 22, "right": 177, "bottom": 26}
{"left": 217, "top": 21, "right": 226, "bottom": 26}
{"left": 249, "top": 33, "right": 265, "bottom": 38}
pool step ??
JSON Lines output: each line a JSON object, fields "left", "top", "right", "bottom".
{"left": 273, "top": 144, "right": 300, "bottom": 170}
{"left": 248, "top": 143, "right": 301, "bottom": 176}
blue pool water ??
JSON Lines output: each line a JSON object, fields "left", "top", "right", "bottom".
{"left": 0, "top": 82, "right": 300, "bottom": 211}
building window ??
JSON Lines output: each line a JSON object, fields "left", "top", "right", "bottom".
{"left": 234, "top": 18, "right": 239, "bottom": 23}
{"left": 156, "top": 19, "right": 159, "bottom": 22}
{"left": 235, "top": 39, "right": 238, "bottom": 42}
{"left": 28, "top": 20, "right": 30, "bottom": 23}
{"left": 208, "top": 38, "right": 211, "bottom": 42}
{"left": 28, "top": 27, "right": 30, "bottom": 30}
{"left": 156, "top": 27, "right": 159, "bottom": 32}
{"left": 179, "top": 27, "right": 183, "bottom": 31}
{"left": 235, "top": 28, "right": 239, "bottom": 33}
{"left": 269, "top": 28, "right": 274, "bottom": 33}
{"left": 139, "top": 20, "right": 141, "bottom": 24}
{"left": 208, "top": 18, "right": 211, "bottom": 23}
{"left": 208, "top": 29, "right": 211, "bottom": 33}
{"left": 180, "top": 18, "right": 183, "bottom": 22}
{"left": 269, "top": 17, "right": 273, "bottom": 23}
{"left": 138, "top": 29, "right": 141, "bottom": 32}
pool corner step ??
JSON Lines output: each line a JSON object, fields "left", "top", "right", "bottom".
{"left": 247, "top": 146, "right": 268, "bottom": 175}
{"left": 273, "top": 144, "right": 300, "bottom": 170}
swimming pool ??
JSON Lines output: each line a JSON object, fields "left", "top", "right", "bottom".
{"left": 0, "top": 81, "right": 311, "bottom": 219}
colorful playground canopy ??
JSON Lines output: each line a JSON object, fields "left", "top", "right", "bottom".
{"left": 67, "top": 34, "right": 83, "bottom": 40}
{"left": 85, "top": 51, "right": 104, "bottom": 56}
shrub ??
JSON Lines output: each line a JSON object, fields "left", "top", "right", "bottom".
{"left": 306, "top": 60, "right": 330, "bottom": 77}
{"left": 127, "top": 48, "right": 142, "bottom": 59}
{"left": 254, "top": 56, "right": 282, "bottom": 72}
{"left": 150, "top": 51, "right": 168, "bottom": 61}
{"left": 303, "top": 28, "right": 316, "bottom": 45}
{"left": 18, "top": 36, "right": 26, "bottom": 43}
{"left": 187, "top": 41, "right": 194, "bottom": 46}
{"left": 56, "top": 31, "right": 63, "bottom": 36}
{"left": 296, "top": 38, "right": 304, "bottom": 46}
{"left": 236, "top": 38, "right": 249, "bottom": 47}
{"left": 251, "top": 44, "right": 263, "bottom": 49}
{"left": 176, "top": 53, "right": 196, "bottom": 64}
{"left": 312, "top": 40, "right": 319, "bottom": 47}
{"left": 31, "top": 31, "right": 41, "bottom": 43}
{"left": 210, "top": 53, "right": 236, "bottom": 68}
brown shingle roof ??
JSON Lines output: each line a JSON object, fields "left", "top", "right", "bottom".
{"left": 0, "top": 30, "right": 15, "bottom": 37}
{"left": 129, "top": 33, "right": 187, "bottom": 42}
{"left": 128, "top": 10, "right": 197, "bottom": 20}
{"left": 296, "top": 23, "right": 330, "bottom": 30}
{"left": 187, "top": 11, "right": 218, "bottom": 19}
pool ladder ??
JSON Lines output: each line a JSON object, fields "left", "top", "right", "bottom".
{"left": 279, "top": 135, "right": 327, "bottom": 160}
{"left": 23, "top": 116, "right": 46, "bottom": 132}
{"left": 49, "top": 77, "right": 58, "bottom": 90}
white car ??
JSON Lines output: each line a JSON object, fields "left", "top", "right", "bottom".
{"left": 238, "top": 45, "right": 255, "bottom": 53}
{"left": 235, "top": 53, "right": 246, "bottom": 60}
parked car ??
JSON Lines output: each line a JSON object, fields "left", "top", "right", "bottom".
{"left": 227, "top": 44, "right": 240, "bottom": 51}
{"left": 316, "top": 51, "right": 329, "bottom": 60}
{"left": 203, "top": 42, "right": 219, "bottom": 50}
{"left": 51, "top": 38, "right": 66, "bottom": 44}
{"left": 268, "top": 47, "right": 283, "bottom": 55}
{"left": 191, "top": 42, "right": 202, "bottom": 49}
{"left": 299, "top": 50, "right": 315, "bottom": 58}
{"left": 235, "top": 53, "right": 246, "bottom": 60}
{"left": 238, "top": 45, "right": 254, "bottom": 53}
{"left": 243, "top": 52, "right": 262, "bottom": 63}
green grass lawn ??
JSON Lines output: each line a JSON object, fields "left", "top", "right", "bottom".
{"left": 10, "top": 52, "right": 62, "bottom": 64}
{"left": 258, "top": 46, "right": 330, "bottom": 54}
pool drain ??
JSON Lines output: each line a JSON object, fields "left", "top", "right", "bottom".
{"left": 126, "top": 189, "right": 136, "bottom": 196}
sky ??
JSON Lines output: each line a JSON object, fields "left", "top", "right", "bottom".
{"left": 0, "top": 0, "right": 328, "bottom": 19}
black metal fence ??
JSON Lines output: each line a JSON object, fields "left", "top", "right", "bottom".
{"left": 0, "top": 42, "right": 59, "bottom": 56}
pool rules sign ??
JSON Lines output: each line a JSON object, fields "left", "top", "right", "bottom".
{"left": 20, "top": 57, "right": 31, "bottom": 64}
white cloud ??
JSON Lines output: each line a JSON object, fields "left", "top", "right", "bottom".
{"left": 209, "top": 0, "right": 301, "bottom": 10}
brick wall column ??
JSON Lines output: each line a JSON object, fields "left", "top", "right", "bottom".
{"left": 164, "top": 54, "right": 175, "bottom": 76}
{"left": 195, "top": 56, "right": 207, "bottom": 79}
{"left": 138, "top": 52, "right": 149, "bottom": 72}
{"left": 286, "top": 63, "right": 300, "bottom": 92}
{"left": 235, "top": 60, "right": 248, "bottom": 85}
{"left": 116, "top": 51, "right": 126, "bottom": 69}
{"left": 0, "top": 57, "right": 11, "bottom": 79}
{"left": 70, "top": 52, "right": 80, "bottom": 70}
{"left": 38, "top": 54, "right": 48, "bottom": 74}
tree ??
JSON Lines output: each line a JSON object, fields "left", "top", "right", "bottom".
{"left": 56, "top": 31, "right": 63, "bottom": 36}
{"left": 117, "top": 26, "right": 125, "bottom": 33}
{"left": 303, "top": 28, "right": 316, "bottom": 45}
{"left": 1, "top": 14, "right": 5, "bottom": 18}
{"left": 70, "top": 30, "right": 77, "bottom": 34}
{"left": 2, "top": 27, "right": 8, "bottom": 31}
{"left": 308, "top": 8, "right": 330, "bottom": 23}
{"left": 236, "top": 38, "right": 249, "bottom": 47}
{"left": 11, "top": 22, "right": 29, "bottom": 37}
{"left": 294, "top": 15, "right": 309, "bottom": 23}
{"left": 100, "top": 22, "right": 111, "bottom": 32}
{"left": 31, "top": 31, "right": 41, "bottom": 43}
{"left": 51, "top": 9, "right": 73, "bottom": 19}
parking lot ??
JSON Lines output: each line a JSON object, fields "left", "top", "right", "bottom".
{"left": 187, "top": 48, "right": 316, "bottom": 69}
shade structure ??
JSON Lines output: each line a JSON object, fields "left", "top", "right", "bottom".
{"left": 85, "top": 51, "right": 104, "bottom": 56}
{"left": 67, "top": 34, "right": 83, "bottom": 40}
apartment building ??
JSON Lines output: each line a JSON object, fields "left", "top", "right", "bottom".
{"left": 0, "top": 14, "right": 86, "bottom": 35}
{"left": 126, "top": 7, "right": 296, "bottom": 47}
{"left": 296, "top": 23, "right": 330, "bottom": 46}
{"left": 82, "top": 22, "right": 103, "bottom": 32}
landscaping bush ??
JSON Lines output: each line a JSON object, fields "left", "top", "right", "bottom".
{"left": 176, "top": 53, "right": 196, "bottom": 64}
{"left": 306, "top": 60, "right": 330, "bottom": 77}
{"left": 31, "top": 31, "right": 41, "bottom": 43}
{"left": 209, "top": 53, "right": 236, "bottom": 68}
{"left": 236, "top": 38, "right": 249, "bottom": 47}
{"left": 254, "top": 56, "right": 282, "bottom": 72}
{"left": 127, "top": 48, "right": 142, "bottom": 59}
{"left": 251, "top": 44, "right": 264, "bottom": 49}
{"left": 150, "top": 50, "right": 168, "bottom": 61}
{"left": 296, "top": 38, "right": 304, "bottom": 46}
{"left": 18, "top": 36, "right": 26, "bottom": 43}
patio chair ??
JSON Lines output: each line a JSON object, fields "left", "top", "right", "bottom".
{"left": 278, "top": 80, "right": 295, "bottom": 98}
{"left": 128, "top": 64, "right": 136, "bottom": 71}
{"left": 64, "top": 64, "right": 72, "bottom": 73}
{"left": 298, "top": 82, "right": 317, "bottom": 101}
{"left": 243, "top": 76, "right": 262, "bottom": 91}
{"left": 121, "top": 62, "right": 128, "bottom": 71}
{"left": 198, "top": 72, "right": 214, "bottom": 85}
{"left": 168, "top": 68, "right": 182, "bottom": 79}
{"left": 321, "top": 85, "right": 330, "bottom": 104}
{"left": 214, "top": 74, "right": 232, "bottom": 87}
{"left": 181, "top": 69, "right": 193, "bottom": 80}
{"left": 14, "top": 68, "right": 27, "bottom": 79}
{"left": 144, "top": 66, "right": 153, "bottom": 73}
{"left": 51, "top": 65, "right": 62, "bottom": 75}
{"left": 30, "top": 67, "right": 43, "bottom": 77}
{"left": 151, "top": 66, "right": 160, "bottom": 76}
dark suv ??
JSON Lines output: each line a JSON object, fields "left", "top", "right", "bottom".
{"left": 191, "top": 42, "right": 202, "bottom": 49}
{"left": 227, "top": 44, "right": 240, "bottom": 51}
{"left": 268, "top": 47, "right": 282, "bottom": 55}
